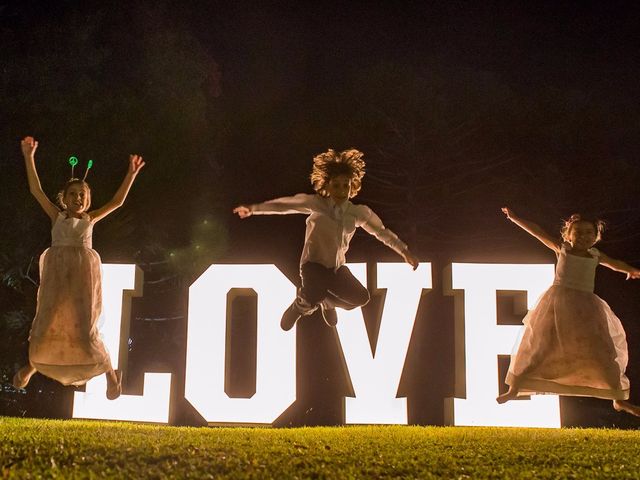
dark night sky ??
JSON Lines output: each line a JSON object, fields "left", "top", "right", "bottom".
{"left": 4, "top": 2, "right": 640, "bottom": 226}
{"left": 189, "top": 2, "right": 640, "bottom": 104}
{"left": 3, "top": 0, "right": 640, "bottom": 425}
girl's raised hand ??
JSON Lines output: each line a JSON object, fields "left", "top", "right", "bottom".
{"left": 21, "top": 136, "right": 38, "bottom": 158}
{"left": 129, "top": 154, "right": 145, "bottom": 175}
{"left": 502, "top": 207, "right": 515, "bottom": 219}
{"left": 233, "top": 205, "right": 252, "bottom": 219}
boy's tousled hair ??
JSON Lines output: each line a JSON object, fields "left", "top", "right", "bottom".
{"left": 561, "top": 213, "right": 606, "bottom": 243}
{"left": 310, "top": 148, "right": 366, "bottom": 198}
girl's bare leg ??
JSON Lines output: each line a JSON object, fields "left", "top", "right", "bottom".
{"left": 613, "top": 399, "right": 640, "bottom": 417}
{"left": 12, "top": 363, "right": 37, "bottom": 389}
{"left": 105, "top": 368, "right": 122, "bottom": 400}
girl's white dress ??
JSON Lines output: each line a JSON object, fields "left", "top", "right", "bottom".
{"left": 506, "top": 243, "right": 630, "bottom": 400}
{"left": 28, "top": 212, "right": 111, "bottom": 386}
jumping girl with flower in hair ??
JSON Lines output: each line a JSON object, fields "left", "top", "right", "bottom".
{"left": 13, "top": 136, "right": 145, "bottom": 400}
{"left": 498, "top": 207, "right": 640, "bottom": 416}
{"left": 233, "top": 148, "right": 419, "bottom": 331}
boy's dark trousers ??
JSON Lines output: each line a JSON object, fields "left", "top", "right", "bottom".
{"left": 297, "top": 261, "right": 370, "bottom": 312}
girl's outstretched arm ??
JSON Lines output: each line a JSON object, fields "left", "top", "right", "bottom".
{"left": 21, "top": 136, "right": 59, "bottom": 222}
{"left": 598, "top": 252, "right": 640, "bottom": 280}
{"left": 89, "top": 154, "right": 145, "bottom": 223}
{"left": 502, "top": 207, "right": 561, "bottom": 253}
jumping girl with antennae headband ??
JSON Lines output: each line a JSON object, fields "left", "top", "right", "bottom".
{"left": 13, "top": 136, "right": 145, "bottom": 400}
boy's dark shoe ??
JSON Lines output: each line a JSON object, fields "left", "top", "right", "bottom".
{"left": 321, "top": 304, "right": 338, "bottom": 327}
{"left": 280, "top": 302, "right": 303, "bottom": 331}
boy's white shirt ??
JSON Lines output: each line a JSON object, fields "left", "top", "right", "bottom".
{"left": 251, "top": 193, "right": 407, "bottom": 269}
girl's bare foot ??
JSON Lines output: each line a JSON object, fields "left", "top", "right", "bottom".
{"left": 496, "top": 387, "right": 519, "bottom": 404}
{"left": 613, "top": 399, "right": 640, "bottom": 417}
{"left": 12, "top": 364, "right": 36, "bottom": 389}
{"left": 106, "top": 369, "right": 122, "bottom": 400}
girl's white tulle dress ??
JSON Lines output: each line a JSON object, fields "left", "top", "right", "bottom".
{"left": 28, "top": 212, "right": 111, "bottom": 386}
{"left": 506, "top": 243, "right": 630, "bottom": 400}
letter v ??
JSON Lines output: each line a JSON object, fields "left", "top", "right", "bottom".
{"left": 336, "top": 262, "right": 430, "bottom": 424}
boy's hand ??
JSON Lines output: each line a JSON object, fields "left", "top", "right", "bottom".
{"left": 402, "top": 249, "right": 419, "bottom": 270}
{"left": 233, "top": 205, "right": 253, "bottom": 219}
{"left": 21, "top": 136, "right": 38, "bottom": 158}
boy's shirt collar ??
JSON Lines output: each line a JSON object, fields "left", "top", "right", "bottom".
{"left": 328, "top": 197, "right": 350, "bottom": 213}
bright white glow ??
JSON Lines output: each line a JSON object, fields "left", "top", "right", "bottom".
{"left": 185, "top": 264, "right": 296, "bottom": 424}
{"left": 444, "top": 263, "right": 560, "bottom": 428}
{"left": 71, "top": 261, "right": 565, "bottom": 427}
{"left": 72, "top": 372, "right": 172, "bottom": 423}
{"left": 72, "top": 264, "right": 172, "bottom": 423}
{"left": 337, "top": 263, "right": 430, "bottom": 424}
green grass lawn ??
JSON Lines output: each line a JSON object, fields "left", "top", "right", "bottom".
{"left": 1, "top": 417, "right": 639, "bottom": 479}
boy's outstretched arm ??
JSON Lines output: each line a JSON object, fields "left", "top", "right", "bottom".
{"left": 233, "top": 205, "right": 253, "bottom": 218}
{"left": 360, "top": 207, "right": 419, "bottom": 270}
{"left": 233, "top": 193, "right": 316, "bottom": 217}
{"left": 89, "top": 154, "right": 145, "bottom": 223}
{"left": 400, "top": 248, "right": 420, "bottom": 270}
{"left": 502, "top": 207, "right": 560, "bottom": 253}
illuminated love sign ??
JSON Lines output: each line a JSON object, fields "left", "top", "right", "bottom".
{"left": 185, "top": 264, "right": 297, "bottom": 424}
{"left": 444, "top": 264, "right": 559, "bottom": 428}
{"left": 72, "top": 264, "right": 172, "bottom": 422}
{"left": 72, "top": 262, "right": 560, "bottom": 428}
